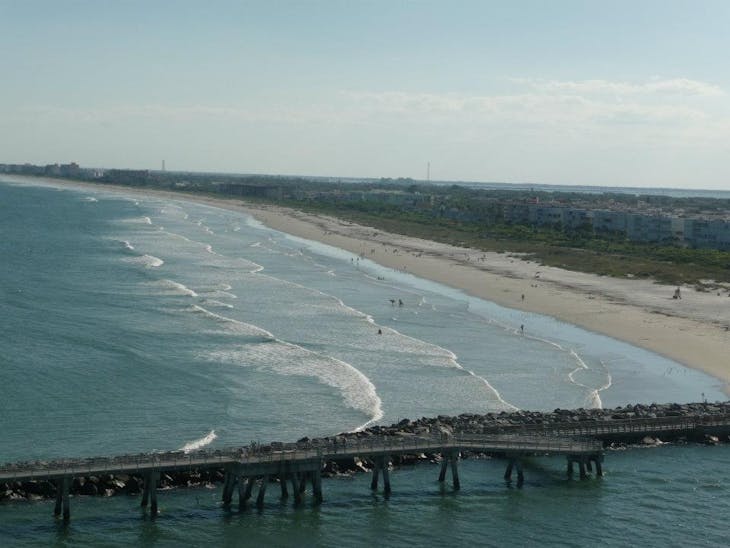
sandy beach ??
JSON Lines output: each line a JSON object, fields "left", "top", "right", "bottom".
{"left": 10, "top": 175, "right": 730, "bottom": 392}
{"left": 241, "top": 203, "right": 730, "bottom": 393}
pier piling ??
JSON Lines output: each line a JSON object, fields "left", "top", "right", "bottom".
{"left": 450, "top": 453, "right": 460, "bottom": 490}
{"left": 382, "top": 457, "right": 391, "bottom": 495}
{"left": 578, "top": 458, "right": 587, "bottom": 479}
{"left": 504, "top": 460, "right": 514, "bottom": 481}
{"left": 370, "top": 459, "right": 380, "bottom": 491}
{"left": 298, "top": 472, "right": 307, "bottom": 494}
{"left": 594, "top": 458, "right": 603, "bottom": 477}
{"left": 54, "top": 476, "right": 70, "bottom": 521}
{"left": 280, "top": 473, "right": 289, "bottom": 499}
{"left": 505, "top": 459, "right": 523, "bottom": 485}
{"left": 438, "top": 457, "right": 449, "bottom": 482}
{"left": 222, "top": 470, "right": 236, "bottom": 505}
{"left": 256, "top": 475, "right": 268, "bottom": 509}
{"left": 291, "top": 473, "right": 302, "bottom": 505}
{"left": 238, "top": 475, "right": 249, "bottom": 508}
{"left": 141, "top": 471, "right": 160, "bottom": 515}
{"left": 62, "top": 476, "right": 70, "bottom": 521}
{"left": 437, "top": 453, "right": 460, "bottom": 489}
{"left": 312, "top": 468, "right": 323, "bottom": 504}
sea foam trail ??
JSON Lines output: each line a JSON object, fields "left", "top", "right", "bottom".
{"left": 567, "top": 349, "right": 611, "bottom": 409}
{"left": 187, "top": 304, "right": 274, "bottom": 338}
{"left": 179, "top": 430, "right": 218, "bottom": 453}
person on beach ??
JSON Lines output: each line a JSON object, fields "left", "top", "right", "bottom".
{"left": 520, "top": 324, "right": 524, "bottom": 334}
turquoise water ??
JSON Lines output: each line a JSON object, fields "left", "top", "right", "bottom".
{"left": 0, "top": 178, "right": 727, "bottom": 546}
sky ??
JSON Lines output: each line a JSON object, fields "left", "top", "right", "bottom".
{"left": 1, "top": 0, "right": 729, "bottom": 189}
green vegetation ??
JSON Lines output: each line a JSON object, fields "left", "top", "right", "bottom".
{"left": 275, "top": 199, "right": 730, "bottom": 287}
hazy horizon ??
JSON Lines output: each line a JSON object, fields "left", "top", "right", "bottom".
{"left": 2, "top": 1, "right": 729, "bottom": 189}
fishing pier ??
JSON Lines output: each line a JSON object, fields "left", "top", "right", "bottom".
{"left": 2, "top": 411, "right": 730, "bottom": 522}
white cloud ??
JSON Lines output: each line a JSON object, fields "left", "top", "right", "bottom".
{"left": 344, "top": 90, "right": 710, "bottom": 127}
{"left": 513, "top": 77, "right": 725, "bottom": 97}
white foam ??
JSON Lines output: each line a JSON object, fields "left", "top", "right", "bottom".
{"left": 383, "top": 313, "right": 517, "bottom": 407}
{"left": 187, "top": 305, "right": 274, "bottom": 338}
{"left": 124, "top": 254, "right": 164, "bottom": 268}
{"left": 116, "top": 239, "right": 135, "bottom": 251}
{"left": 197, "top": 283, "right": 237, "bottom": 300}
{"left": 145, "top": 279, "right": 198, "bottom": 297}
{"left": 120, "top": 216, "right": 153, "bottom": 225}
{"left": 195, "top": 219, "right": 215, "bottom": 235}
{"left": 83, "top": 196, "right": 98, "bottom": 202}
{"left": 179, "top": 430, "right": 217, "bottom": 453}
{"left": 251, "top": 269, "right": 517, "bottom": 411}
{"left": 208, "top": 341, "right": 383, "bottom": 429}
{"left": 566, "top": 349, "right": 611, "bottom": 409}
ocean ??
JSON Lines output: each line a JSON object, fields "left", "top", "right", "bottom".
{"left": 1, "top": 177, "right": 728, "bottom": 547}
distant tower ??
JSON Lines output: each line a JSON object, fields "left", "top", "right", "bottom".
{"left": 427, "top": 161, "right": 430, "bottom": 182}
{"left": 162, "top": 160, "right": 166, "bottom": 172}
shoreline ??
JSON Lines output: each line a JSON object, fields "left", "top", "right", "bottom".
{"left": 242, "top": 204, "right": 730, "bottom": 394}
{"left": 7, "top": 175, "right": 730, "bottom": 393}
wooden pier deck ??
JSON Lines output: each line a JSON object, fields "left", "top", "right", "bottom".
{"left": 3, "top": 413, "right": 729, "bottom": 521}
{"left": 0, "top": 432, "right": 602, "bottom": 483}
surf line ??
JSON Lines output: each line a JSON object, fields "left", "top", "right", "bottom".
{"left": 253, "top": 270, "right": 518, "bottom": 412}
{"left": 567, "top": 349, "right": 612, "bottom": 409}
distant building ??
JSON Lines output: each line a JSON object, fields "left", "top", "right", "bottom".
{"left": 103, "top": 169, "right": 151, "bottom": 185}
{"left": 684, "top": 218, "right": 730, "bottom": 250}
{"left": 626, "top": 214, "right": 674, "bottom": 243}
{"left": 215, "top": 183, "right": 283, "bottom": 200}
{"left": 592, "top": 210, "right": 628, "bottom": 235}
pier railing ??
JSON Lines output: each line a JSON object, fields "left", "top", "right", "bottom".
{"left": 489, "top": 413, "right": 730, "bottom": 438}
{"left": 0, "top": 433, "right": 602, "bottom": 483}
{"left": 5, "top": 413, "right": 724, "bottom": 483}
